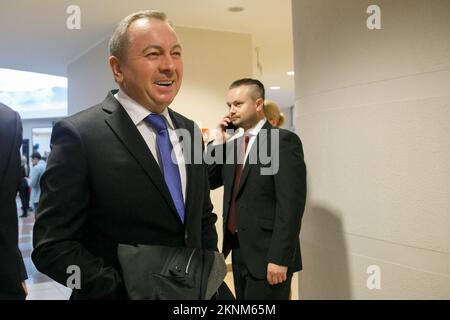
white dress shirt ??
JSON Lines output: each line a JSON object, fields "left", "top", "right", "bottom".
{"left": 114, "top": 90, "right": 187, "bottom": 203}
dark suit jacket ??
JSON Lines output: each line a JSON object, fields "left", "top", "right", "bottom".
{"left": 0, "top": 103, "right": 27, "bottom": 299}
{"left": 208, "top": 121, "right": 307, "bottom": 279}
{"left": 32, "top": 91, "right": 218, "bottom": 299}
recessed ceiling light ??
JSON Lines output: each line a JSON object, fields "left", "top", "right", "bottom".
{"left": 270, "top": 86, "right": 281, "bottom": 90}
{"left": 287, "top": 71, "right": 295, "bottom": 76}
{"left": 228, "top": 6, "right": 245, "bottom": 13}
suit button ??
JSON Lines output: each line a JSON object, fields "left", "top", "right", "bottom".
{"left": 185, "top": 232, "right": 188, "bottom": 241}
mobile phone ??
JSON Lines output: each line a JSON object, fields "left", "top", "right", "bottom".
{"left": 225, "top": 121, "right": 237, "bottom": 131}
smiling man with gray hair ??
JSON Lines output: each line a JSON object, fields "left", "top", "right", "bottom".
{"left": 32, "top": 10, "right": 220, "bottom": 299}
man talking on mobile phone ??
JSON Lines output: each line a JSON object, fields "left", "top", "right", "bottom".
{"left": 207, "top": 78, "right": 307, "bottom": 300}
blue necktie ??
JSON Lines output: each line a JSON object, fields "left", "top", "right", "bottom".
{"left": 145, "top": 114, "right": 185, "bottom": 223}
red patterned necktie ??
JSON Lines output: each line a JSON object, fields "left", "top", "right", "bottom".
{"left": 227, "top": 135, "right": 250, "bottom": 234}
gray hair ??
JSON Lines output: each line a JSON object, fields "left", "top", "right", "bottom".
{"left": 108, "top": 10, "right": 169, "bottom": 60}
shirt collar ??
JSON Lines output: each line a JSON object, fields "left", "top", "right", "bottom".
{"left": 114, "top": 90, "right": 175, "bottom": 130}
{"left": 246, "top": 118, "right": 267, "bottom": 137}
{"left": 229, "top": 118, "right": 267, "bottom": 142}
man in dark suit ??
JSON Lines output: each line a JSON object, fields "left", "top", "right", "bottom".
{"left": 0, "top": 103, "right": 28, "bottom": 299}
{"left": 32, "top": 10, "right": 218, "bottom": 299}
{"left": 208, "top": 79, "right": 307, "bottom": 299}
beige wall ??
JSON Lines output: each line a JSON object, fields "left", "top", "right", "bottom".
{"left": 293, "top": 0, "right": 450, "bottom": 299}
{"left": 67, "top": 26, "right": 253, "bottom": 250}
{"left": 67, "top": 35, "right": 117, "bottom": 116}
{"left": 174, "top": 27, "right": 252, "bottom": 128}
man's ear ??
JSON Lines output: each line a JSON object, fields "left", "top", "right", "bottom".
{"left": 255, "top": 98, "right": 264, "bottom": 112}
{"left": 109, "top": 56, "right": 124, "bottom": 84}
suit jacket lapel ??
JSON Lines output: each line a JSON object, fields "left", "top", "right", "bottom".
{"left": 237, "top": 121, "right": 271, "bottom": 194}
{"left": 102, "top": 92, "right": 180, "bottom": 222}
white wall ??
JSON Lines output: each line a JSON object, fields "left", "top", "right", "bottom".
{"left": 67, "top": 26, "right": 253, "bottom": 249}
{"left": 293, "top": 0, "right": 450, "bottom": 299}
{"left": 280, "top": 106, "right": 293, "bottom": 130}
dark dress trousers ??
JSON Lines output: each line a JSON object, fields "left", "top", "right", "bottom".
{"left": 208, "top": 121, "right": 307, "bottom": 298}
{"left": 32, "top": 91, "right": 218, "bottom": 299}
{"left": 0, "top": 103, "right": 27, "bottom": 299}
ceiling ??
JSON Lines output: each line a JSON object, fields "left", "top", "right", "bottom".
{"left": 0, "top": 0, "right": 295, "bottom": 108}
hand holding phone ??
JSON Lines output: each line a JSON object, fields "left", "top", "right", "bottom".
{"left": 225, "top": 121, "right": 237, "bottom": 131}
{"left": 216, "top": 116, "right": 237, "bottom": 144}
